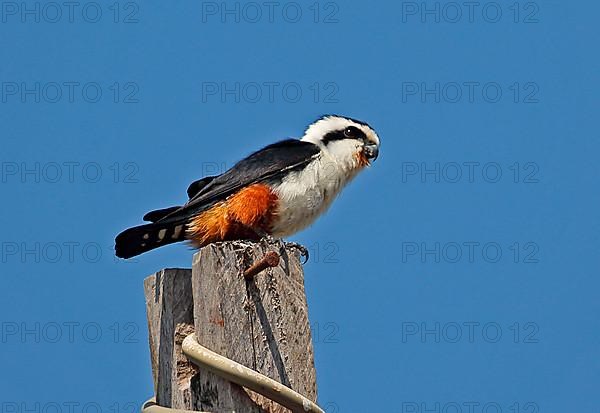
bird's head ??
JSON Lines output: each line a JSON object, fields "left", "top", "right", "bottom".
{"left": 301, "top": 115, "right": 380, "bottom": 167}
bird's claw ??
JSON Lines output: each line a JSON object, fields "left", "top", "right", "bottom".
{"left": 260, "top": 234, "right": 277, "bottom": 244}
{"left": 284, "top": 242, "right": 309, "bottom": 264}
{"left": 257, "top": 233, "right": 309, "bottom": 264}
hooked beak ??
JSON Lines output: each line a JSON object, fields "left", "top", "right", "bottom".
{"left": 363, "top": 144, "right": 379, "bottom": 162}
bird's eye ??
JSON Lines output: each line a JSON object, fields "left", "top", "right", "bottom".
{"left": 343, "top": 127, "right": 355, "bottom": 138}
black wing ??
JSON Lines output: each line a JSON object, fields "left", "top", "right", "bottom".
{"left": 156, "top": 139, "right": 320, "bottom": 224}
{"left": 187, "top": 176, "right": 217, "bottom": 199}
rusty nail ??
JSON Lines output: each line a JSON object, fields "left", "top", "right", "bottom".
{"left": 243, "top": 251, "right": 280, "bottom": 280}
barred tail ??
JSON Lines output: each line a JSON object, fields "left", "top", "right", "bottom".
{"left": 115, "top": 221, "right": 187, "bottom": 259}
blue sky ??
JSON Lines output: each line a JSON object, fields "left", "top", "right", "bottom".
{"left": 1, "top": 1, "right": 599, "bottom": 412}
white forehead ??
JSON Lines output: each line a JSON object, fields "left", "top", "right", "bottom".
{"left": 301, "top": 116, "right": 380, "bottom": 146}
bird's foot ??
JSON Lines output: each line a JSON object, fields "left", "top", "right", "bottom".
{"left": 258, "top": 233, "right": 277, "bottom": 244}
{"left": 283, "top": 241, "right": 309, "bottom": 264}
{"left": 255, "top": 230, "right": 309, "bottom": 264}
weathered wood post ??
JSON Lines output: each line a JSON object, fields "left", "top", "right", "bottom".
{"left": 144, "top": 239, "right": 318, "bottom": 412}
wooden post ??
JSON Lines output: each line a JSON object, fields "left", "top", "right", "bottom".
{"left": 144, "top": 240, "right": 317, "bottom": 413}
{"left": 144, "top": 268, "right": 195, "bottom": 408}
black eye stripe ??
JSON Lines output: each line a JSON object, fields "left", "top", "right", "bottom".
{"left": 322, "top": 131, "right": 345, "bottom": 144}
{"left": 322, "top": 127, "right": 367, "bottom": 145}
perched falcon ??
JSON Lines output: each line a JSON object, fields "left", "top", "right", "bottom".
{"left": 115, "top": 115, "right": 380, "bottom": 258}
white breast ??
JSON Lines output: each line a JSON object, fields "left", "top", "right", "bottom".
{"left": 270, "top": 145, "right": 362, "bottom": 237}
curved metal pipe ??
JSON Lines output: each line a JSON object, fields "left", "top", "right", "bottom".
{"left": 141, "top": 334, "right": 324, "bottom": 413}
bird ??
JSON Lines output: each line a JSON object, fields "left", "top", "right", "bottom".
{"left": 115, "top": 115, "right": 380, "bottom": 259}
